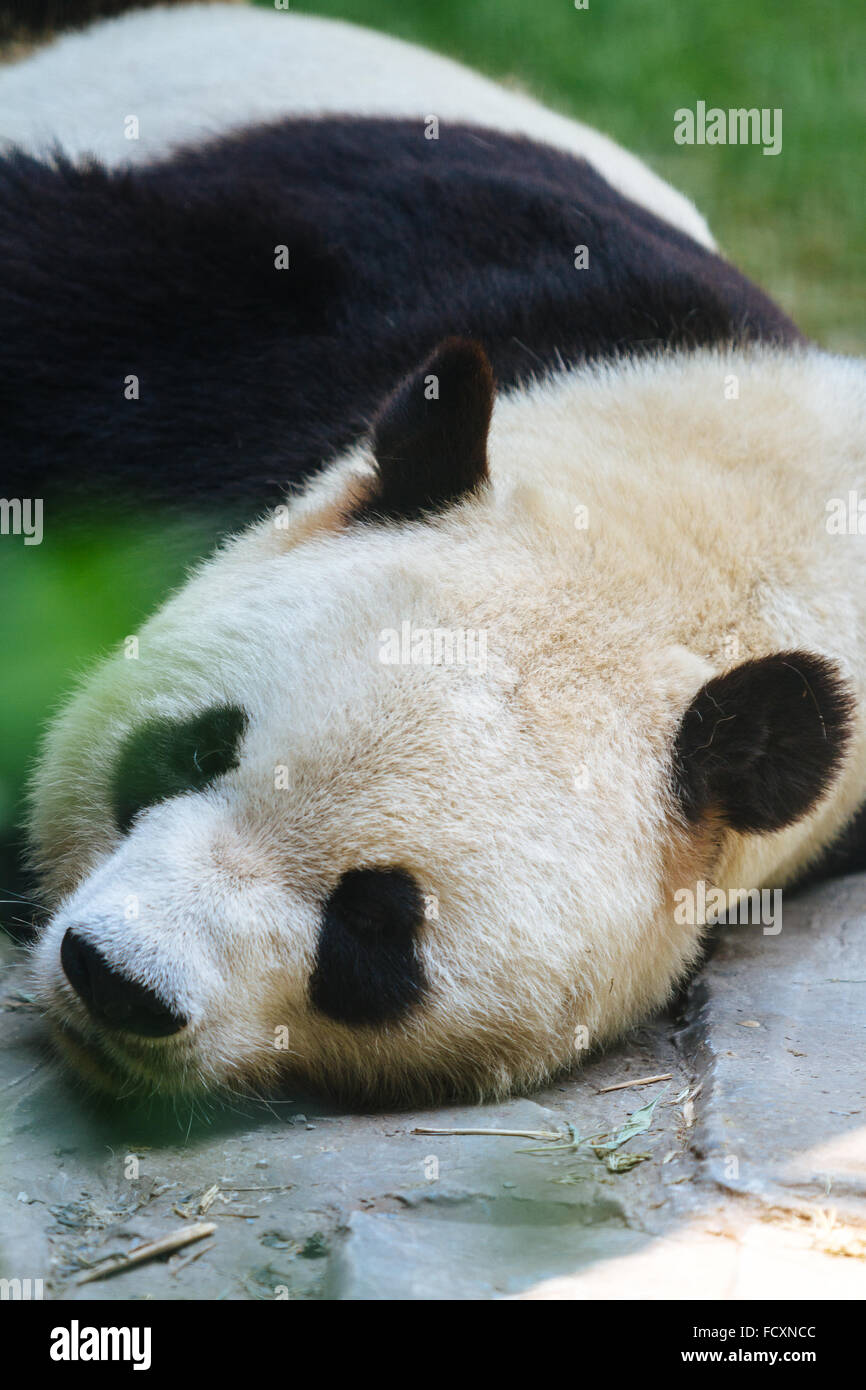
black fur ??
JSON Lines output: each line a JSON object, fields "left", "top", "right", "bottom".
{"left": 0, "top": 1, "right": 178, "bottom": 43}
{"left": 310, "top": 868, "right": 426, "bottom": 1026}
{"left": 357, "top": 338, "right": 493, "bottom": 522}
{"left": 673, "top": 652, "right": 853, "bottom": 834}
{"left": 793, "top": 799, "right": 866, "bottom": 888}
{"left": 112, "top": 704, "right": 248, "bottom": 834}
{"left": 0, "top": 118, "right": 802, "bottom": 530}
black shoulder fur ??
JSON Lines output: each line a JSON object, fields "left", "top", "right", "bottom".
{"left": 0, "top": 118, "right": 802, "bottom": 527}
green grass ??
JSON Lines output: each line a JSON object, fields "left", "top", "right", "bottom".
{"left": 2, "top": 0, "right": 863, "bottom": 896}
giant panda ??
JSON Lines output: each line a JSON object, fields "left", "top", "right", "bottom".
{"left": 3, "top": 3, "right": 866, "bottom": 1103}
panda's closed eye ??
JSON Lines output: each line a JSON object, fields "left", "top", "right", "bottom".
{"left": 112, "top": 704, "right": 248, "bottom": 834}
{"left": 310, "top": 867, "right": 428, "bottom": 1026}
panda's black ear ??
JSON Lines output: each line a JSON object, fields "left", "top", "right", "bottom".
{"left": 673, "top": 652, "right": 853, "bottom": 833}
{"left": 355, "top": 338, "right": 494, "bottom": 522}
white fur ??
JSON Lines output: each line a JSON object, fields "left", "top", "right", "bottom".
{"left": 29, "top": 346, "right": 866, "bottom": 1100}
{"left": 0, "top": 2, "right": 715, "bottom": 248}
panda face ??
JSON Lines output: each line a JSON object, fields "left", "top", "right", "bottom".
{"left": 28, "top": 510, "right": 688, "bottom": 1100}
{"left": 26, "top": 342, "right": 856, "bottom": 1102}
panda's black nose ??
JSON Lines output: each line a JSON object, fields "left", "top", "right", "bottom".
{"left": 60, "top": 929, "right": 187, "bottom": 1038}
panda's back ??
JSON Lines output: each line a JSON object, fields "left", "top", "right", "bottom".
{"left": 0, "top": 6, "right": 713, "bottom": 244}
{"left": 0, "top": 114, "right": 800, "bottom": 520}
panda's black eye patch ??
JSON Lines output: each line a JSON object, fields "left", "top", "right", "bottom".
{"left": 310, "top": 868, "right": 427, "bottom": 1026}
{"left": 112, "top": 704, "right": 248, "bottom": 834}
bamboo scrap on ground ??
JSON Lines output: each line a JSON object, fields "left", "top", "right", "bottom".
{"left": 596, "top": 1072, "right": 673, "bottom": 1094}
{"left": 170, "top": 1240, "right": 215, "bottom": 1277}
{"left": 197, "top": 1184, "right": 220, "bottom": 1217}
{"left": 76, "top": 1221, "right": 216, "bottom": 1285}
{"left": 412, "top": 1126, "right": 562, "bottom": 1141}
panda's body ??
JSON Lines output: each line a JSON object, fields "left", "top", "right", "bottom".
{"left": 6, "top": 5, "right": 866, "bottom": 1102}
{"left": 0, "top": 3, "right": 714, "bottom": 245}
{"left": 2, "top": 7, "right": 786, "bottom": 519}
{"left": 1, "top": 117, "right": 797, "bottom": 517}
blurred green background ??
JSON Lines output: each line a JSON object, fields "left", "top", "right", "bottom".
{"left": 2, "top": 0, "right": 863, "bottom": 916}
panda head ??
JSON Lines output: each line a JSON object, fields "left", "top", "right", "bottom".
{"left": 27, "top": 340, "right": 853, "bottom": 1103}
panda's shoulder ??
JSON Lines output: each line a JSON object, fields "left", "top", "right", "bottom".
{"left": 0, "top": 113, "right": 801, "bottom": 515}
{"left": 152, "top": 113, "right": 800, "bottom": 378}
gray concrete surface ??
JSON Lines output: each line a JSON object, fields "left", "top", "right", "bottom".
{"left": 1, "top": 874, "right": 864, "bottom": 1300}
{"left": 686, "top": 875, "right": 866, "bottom": 1219}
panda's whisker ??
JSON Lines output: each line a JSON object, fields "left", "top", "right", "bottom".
{"left": 0, "top": 889, "right": 48, "bottom": 910}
